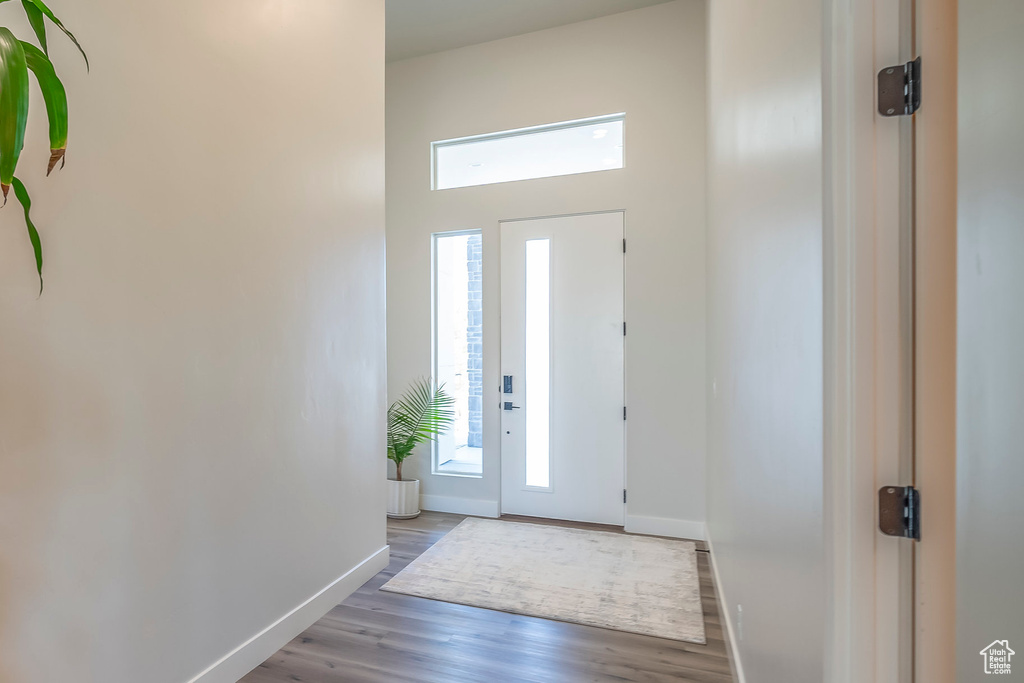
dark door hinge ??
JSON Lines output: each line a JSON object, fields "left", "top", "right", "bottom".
{"left": 879, "top": 485, "right": 921, "bottom": 540}
{"left": 623, "top": 406, "right": 627, "bottom": 420}
{"left": 623, "top": 322, "right": 627, "bottom": 336}
{"left": 878, "top": 57, "right": 921, "bottom": 117}
{"left": 623, "top": 238, "right": 627, "bottom": 253}
{"left": 623, "top": 489, "right": 627, "bottom": 504}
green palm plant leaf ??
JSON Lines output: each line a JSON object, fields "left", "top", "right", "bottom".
{"left": 11, "top": 177, "right": 42, "bottom": 293}
{"left": 0, "top": 27, "right": 29, "bottom": 203}
{"left": 21, "top": 0, "right": 45, "bottom": 54}
{"left": 22, "top": 41, "right": 67, "bottom": 174}
{"left": 387, "top": 378, "right": 457, "bottom": 481}
{"left": 20, "top": 0, "right": 87, "bottom": 69}
{"left": 0, "top": 0, "right": 86, "bottom": 290}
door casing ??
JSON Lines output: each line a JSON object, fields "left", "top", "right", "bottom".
{"left": 823, "top": 0, "right": 957, "bottom": 681}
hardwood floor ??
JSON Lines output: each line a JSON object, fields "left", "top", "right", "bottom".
{"left": 242, "top": 512, "right": 734, "bottom": 683}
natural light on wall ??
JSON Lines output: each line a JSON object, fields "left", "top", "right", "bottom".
{"left": 433, "top": 231, "right": 484, "bottom": 476}
{"left": 433, "top": 114, "right": 625, "bottom": 190}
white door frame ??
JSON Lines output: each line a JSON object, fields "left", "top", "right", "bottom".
{"left": 909, "top": 0, "right": 957, "bottom": 679}
{"left": 822, "top": 0, "right": 883, "bottom": 679}
{"left": 823, "top": 0, "right": 957, "bottom": 681}
{"left": 496, "top": 209, "right": 628, "bottom": 524}
{"left": 823, "top": 0, "right": 911, "bottom": 678}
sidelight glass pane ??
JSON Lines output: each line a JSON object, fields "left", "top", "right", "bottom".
{"left": 525, "top": 239, "right": 551, "bottom": 488}
{"left": 433, "top": 231, "right": 483, "bottom": 476}
{"left": 433, "top": 114, "right": 625, "bottom": 190}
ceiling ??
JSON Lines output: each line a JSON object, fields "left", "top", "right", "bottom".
{"left": 386, "top": 0, "right": 676, "bottom": 62}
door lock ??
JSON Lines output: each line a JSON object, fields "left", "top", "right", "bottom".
{"left": 503, "top": 402, "right": 521, "bottom": 411}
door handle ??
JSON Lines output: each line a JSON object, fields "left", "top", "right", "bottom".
{"left": 503, "top": 402, "right": 521, "bottom": 411}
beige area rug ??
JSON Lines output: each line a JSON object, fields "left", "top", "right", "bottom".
{"left": 380, "top": 517, "right": 706, "bottom": 644}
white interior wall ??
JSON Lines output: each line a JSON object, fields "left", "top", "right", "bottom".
{"left": 705, "top": 0, "right": 826, "bottom": 680}
{"left": 957, "top": 0, "right": 1024, "bottom": 678}
{"left": 0, "top": 2, "right": 386, "bottom": 682}
{"left": 386, "top": 0, "right": 707, "bottom": 537}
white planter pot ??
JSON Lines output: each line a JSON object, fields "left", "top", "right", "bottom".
{"left": 387, "top": 478, "right": 421, "bottom": 519}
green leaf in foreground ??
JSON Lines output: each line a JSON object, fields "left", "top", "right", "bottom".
{"left": 12, "top": 177, "right": 43, "bottom": 294}
{"left": 22, "top": 41, "right": 68, "bottom": 174}
{"left": 21, "top": 0, "right": 47, "bottom": 54}
{"left": 22, "top": 0, "right": 88, "bottom": 70}
{"left": 0, "top": 28, "right": 29, "bottom": 202}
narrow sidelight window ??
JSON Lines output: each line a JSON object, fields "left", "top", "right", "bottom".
{"left": 524, "top": 239, "right": 551, "bottom": 488}
{"left": 432, "top": 231, "right": 484, "bottom": 476}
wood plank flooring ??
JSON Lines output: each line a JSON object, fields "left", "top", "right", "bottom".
{"left": 241, "top": 512, "right": 734, "bottom": 683}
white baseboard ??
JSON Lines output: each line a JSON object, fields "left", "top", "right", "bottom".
{"left": 625, "top": 514, "right": 706, "bottom": 540}
{"left": 705, "top": 528, "right": 746, "bottom": 683}
{"left": 420, "top": 494, "right": 499, "bottom": 518}
{"left": 186, "top": 545, "right": 389, "bottom": 683}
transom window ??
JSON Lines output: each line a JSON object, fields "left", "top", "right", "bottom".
{"left": 432, "top": 114, "right": 625, "bottom": 190}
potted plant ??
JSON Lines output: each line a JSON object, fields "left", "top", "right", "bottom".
{"left": 386, "top": 378, "right": 456, "bottom": 519}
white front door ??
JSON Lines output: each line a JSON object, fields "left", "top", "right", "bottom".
{"left": 499, "top": 212, "right": 625, "bottom": 525}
